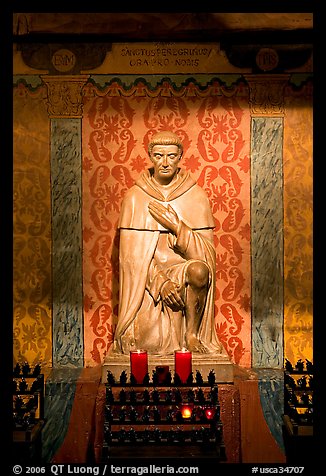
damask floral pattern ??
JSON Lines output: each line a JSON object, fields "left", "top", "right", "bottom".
{"left": 13, "top": 76, "right": 313, "bottom": 370}
{"left": 283, "top": 87, "right": 313, "bottom": 364}
{"left": 13, "top": 83, "right": 52, "bottom": 367}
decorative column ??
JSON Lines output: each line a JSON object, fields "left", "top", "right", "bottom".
{"left": 244, "top": 74, "right": 289, "bottom": 368}
{"left": 42, "top": 74, "right": 89, "bottom": 367}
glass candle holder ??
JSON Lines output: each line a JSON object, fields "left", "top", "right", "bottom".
{"left": 130, "top": 350, "right": 148, "bottom": 384}
{"left": 181, "top": 404, "right": 194, "bottom": 419}
{"left": 174, "top": 349, "right": 192, "bottom": 383}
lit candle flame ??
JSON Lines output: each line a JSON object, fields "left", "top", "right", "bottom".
{"left": 181, "top": 406, "right": 192, "bottom": 418}
{"left": 205, "top": 408, "right": 215, "bottom": 420}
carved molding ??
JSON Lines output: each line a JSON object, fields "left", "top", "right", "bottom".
{"left": 243, "top": 74, "right": 290, "bottom": 116}
{"left": 41, "top": 75, "right": 90, "bottom": 118}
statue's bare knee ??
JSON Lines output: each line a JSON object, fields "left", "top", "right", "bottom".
{"left": 186, "top": 261, "right": 210, "bottom": 289}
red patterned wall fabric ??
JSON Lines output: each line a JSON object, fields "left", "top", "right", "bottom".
{"left": 82, "top": 78, "right": 252, "bottom": 367}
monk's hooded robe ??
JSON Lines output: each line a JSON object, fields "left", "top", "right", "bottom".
{"left": 112, "top": 167, "right": 223, "bottom": 355}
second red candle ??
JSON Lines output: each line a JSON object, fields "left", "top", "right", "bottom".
{"left": 130, "top": 350, "right": 148, "bottom": 384}
{"left": 174, "top": 349, "right": 192, "bottom": 383}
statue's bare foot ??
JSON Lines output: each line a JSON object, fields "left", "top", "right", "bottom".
{"left": 186, "top": 334, "right": 208, "bottom": 353}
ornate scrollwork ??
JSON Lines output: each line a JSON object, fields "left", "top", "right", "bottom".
{"left": 41, "top": 75, "right": 90, "bottom": 118}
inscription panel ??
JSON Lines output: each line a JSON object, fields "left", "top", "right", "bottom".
{"left": 82, "top": 42, "right": 250, "bottom": 74}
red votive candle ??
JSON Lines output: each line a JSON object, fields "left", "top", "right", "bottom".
{"left": 174, "top": 349, "right": 192, "bottom": 383}
{"left": 130, "top": 350, "right": 148, "bottom": 384}
{"left": 181, "top": 404, "right": 193, "bottom": 419}
{"left": 204, "top": 407, "right": 216, "bottom": 420}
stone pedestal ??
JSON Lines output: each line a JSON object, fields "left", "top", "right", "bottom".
{"left": 101, "top": 352, "right": 234, "bottom": 383}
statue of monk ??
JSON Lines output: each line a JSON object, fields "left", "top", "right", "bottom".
{"left": 112, "top": 130, "right": 223, "bottom": 356}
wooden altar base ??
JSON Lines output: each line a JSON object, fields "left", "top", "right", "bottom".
{"left": 101, "top": 353, "right": 234, "bottom": 384}
{"left": 103, "top": 444, "right": 225, "bottom": 460}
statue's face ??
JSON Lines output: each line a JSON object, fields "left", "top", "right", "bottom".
{"left": 150, "top": 144, "right": 181, "bottom": 185}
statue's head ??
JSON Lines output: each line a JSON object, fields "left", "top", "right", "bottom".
{"left": 148, "top": 131, "right": 183, "bottom": 185}
{"left": 148, "top": 130, "right": 183, "bottom": 156}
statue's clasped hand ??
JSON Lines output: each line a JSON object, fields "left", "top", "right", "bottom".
{"left": 160, "top": 280, "right": 184, "bottom": 311}
{"left": 148, "top": 201, "right": 179, "bottom": 234}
